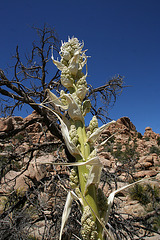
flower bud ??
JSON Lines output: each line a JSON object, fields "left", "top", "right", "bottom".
{"left": 89, "top": 116, "right": 98, "bottom": 133}
{"left": 60, "top": 90, "right": 68, "bottom": 106}
{"left": 69, "top": 125, "right": 79, "bottom": 146}
{"left": 69, "top": 168, "right": 79, "bottom": 189}
{"left": 82, "top": 100, "right": 91, "bottom": 116}
{"left": 65, "top": 94, "right": 83, "bottom": 121}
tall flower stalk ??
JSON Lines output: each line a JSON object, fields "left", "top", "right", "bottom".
{"left": 46, "top": 37, "right": 115, "bottom": 240}
{"left": 39, "top": 37, "right": 149, "bottom": 240}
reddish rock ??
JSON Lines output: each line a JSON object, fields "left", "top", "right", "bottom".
{"left": 142, "top": 161, "right": 153, "bottom": 168}
{"left": 145, "top": 127, "right": 152, "bottom": 131}
{"left": 134, "top": 170, "right": 158, "bottom": 178}
{"left": 116, "top": 117, "right": 137, "bottom": 132}
{"left": 25, "top": 160, "right": 47, "bottom": 182}
{"left": 24, "top": 110, "right": 39, "bottom": 122}
{"left": 134, "top": 163, "right": 142, "bottom": 169}
{"left": 138, "top": 155, "right": 154, "bottom": 168}
{"left": 1, "top": 170, "right": 32, "bottom": 193}
{"left": 100, "top": 158, "right": 111, "bottom": 168}
{"left": 99, "top": 152, "right": 110, "bottom": 159}
{"left": 156, "top": 173, "right": 160, "bottom": 181}
{"left": 0, "top": 117, "right": 14, "bottom": 132}
{"left": 145, "top": 155, "right": 154, "bottom": 163}
{"left": 143, "top": 126, "right": 160, "bottom": 140}
{"left": 123, "top": 202, "right": 146, "bottom": 217}
{"left": 13, "top": 116, "right": 23, "bottom": 122}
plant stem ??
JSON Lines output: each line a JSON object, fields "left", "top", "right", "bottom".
{"left": 75, "top": 120, "right": 104, "bottom": 239}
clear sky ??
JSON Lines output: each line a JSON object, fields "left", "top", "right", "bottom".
{"left": 0, "top": 0, "right": 160, "bottom": 134}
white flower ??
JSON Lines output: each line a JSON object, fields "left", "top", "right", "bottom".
{"left": 76, "top": 85, "right": 88, "bottom": 101}
{"left": 47, "top": 90, "right": 83, "bottom": 122}
{"left": 61, "top": 50, "right": 71, "bottom": 61}
{"left": 61, "top": 69, "right": 74, "bottom": 88}
{"left": 68, "top": 52, "right": 79, "bottom": 75}
{"left": 64, "top": 94, "right": 84, "bottom": 121}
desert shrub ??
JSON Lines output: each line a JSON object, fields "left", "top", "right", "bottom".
{"left": 129, "top": 183, "right": 160, "bottom": 231}
{"left": 144, "top": 136, "right": 150, "bottom": 141}
{"left": 150, "top": 145, "right": 160, "bottom": 155}
{"left": 157, "top": 136, "right": 160, "bottom": 146}
{"left": 153, "top": 215, "right": 160, "bottom": 231}
{"left": 113, "top": 142, "right": 139, "bottom": 165}
{"left": 137, "top": 132, "right": 143, "bottom": 139}
{"left": 130, "top": 184, "right": 150, "bottom": 205}
{"left": 13, "top": 133, "right": 24, "bottom": 142}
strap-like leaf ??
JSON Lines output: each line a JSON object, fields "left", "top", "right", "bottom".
{"left": 46, "top": 89, "right": 68, "bottom": 110}
{"left": 59, "top": 191, "right": 80, "bottom": 240}
{"left": 84, "top": 158, "right": 103, "bottom": 193}
{"left": 36, "top": 156, "right": 101, "bottom": 167}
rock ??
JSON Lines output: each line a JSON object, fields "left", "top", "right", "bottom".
{"left": 13, "top": 116, "right": 23, "bottom": 122}
{"left": 26, "top": 122, "right": 42, "bottom": 133}
{"left": 143, "top": 126, "right": 160, "bottom": 140}
{"left": 156, "top": 173, "right": 160, "bottom": 181}
{"left": 100, "top": 158, "right": 111, "bottom": 168}
{"left": 1, "top": 170, "right": 32, "bottom": 193}
{"left": 113, "top": 145, "right": 117, "bottom": 152}
{"left": 0, "top": 117, "right": 14, "bottom": 132}
{"left": 24, "top": 110, "right": 39, "bottom": 122}
{"left": 138, "top": 155, "right": 154, "bottom": 169}
{"left": 102, "top": 129, "right": 110, "bottom": 135}
{"left": 145, "top": 235, "right": 160, "bottom": 240}
{"left": 25, "top": 162, "right": 47, "bottom": 182}
{"left": 99, "top": 152, "right": 110, "bottom": 159}
{"left": 145, "top": 127, "right": 152, "bottom": 131}
{"left": 116, "top": 117, "right": 137, "bottom": 132}
{"left": 134, "top": 170, "right": 158, "bottom": 178}
{"left": 15, "top": 142, "right": 30, "bottom": 154}
{"left": 151, "top": 153, "right": 159, "bottom": 166}
{"left": 123, "top": 202, "right": 146, "bottom": 217}
{"left": 145, "top": 155, "right": 154, "bottom": 163}
{"left": 134, "top": 162, "right": 142, "bottom": 169}
{"left": 121, "top": 145, "right": 126, "bottom": 152}
{"left": 143, "top": 162, "right": 153, "bottom": 168}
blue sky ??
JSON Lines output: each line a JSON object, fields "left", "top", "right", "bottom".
{"left": 0, "top": 0, "right": 160, "bottom": 134}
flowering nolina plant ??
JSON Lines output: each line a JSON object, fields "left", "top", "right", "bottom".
{"left": 41, "top": 37, "right": 145, "bottom": 240}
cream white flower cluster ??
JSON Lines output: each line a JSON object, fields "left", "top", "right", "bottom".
{"left": 81, "top": 206, "right": 99, "bottom": 240}
{"left": 69, "top": 124, "right": 79, "bottom": 146}
{"left": 87, "top": 116, "right": 99, "bottom": 138}
{"left": 52, "top": 37, "right": 88, "bottom": 100}
{"left": 50, "top": 37, "right": 91, "bottom": 122}
{"left": 69, "top": 168, "right": 79, "bottom": 189}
